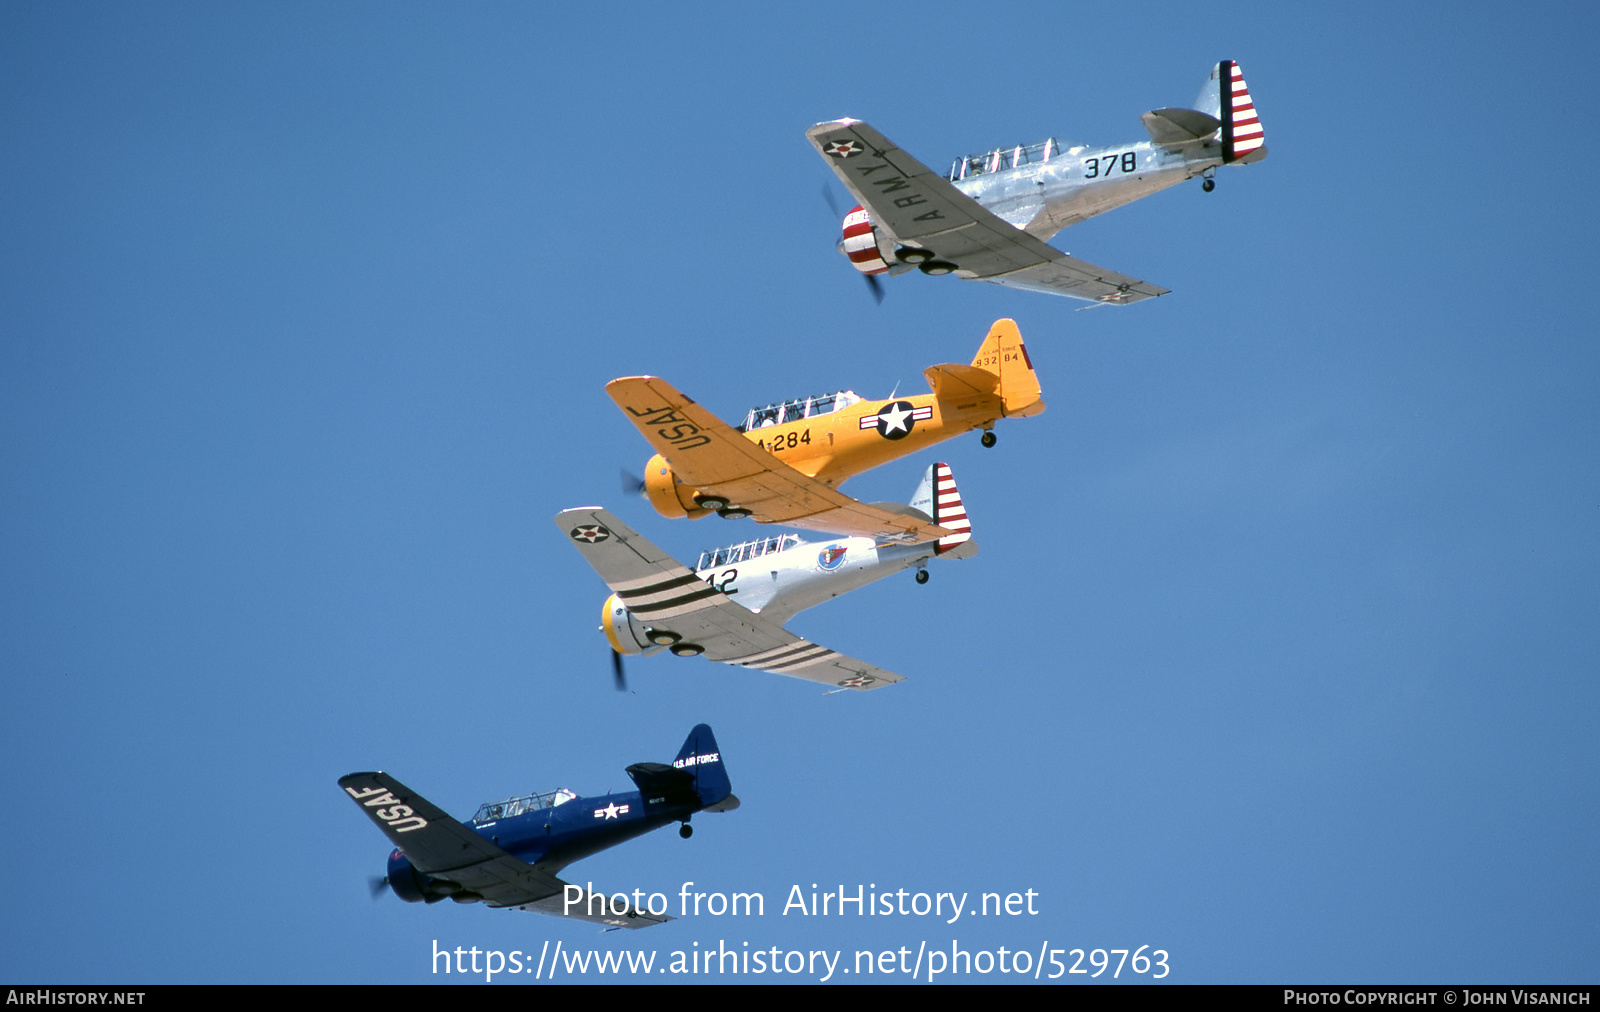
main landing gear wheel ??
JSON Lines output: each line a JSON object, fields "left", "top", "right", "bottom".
{"left": 1202, "top": 177, "right": 1215, "bottom": 192}
{"left": 646, "top": 629, "right": 681, "bottom": 647}
{"left": 693, "top": 494, "right": 730, "bottom": 511}
{"left": 919, "top": 260, "right": 958, "bottom": 276}
{"left": 670, "top": 643, "right": 704, "bottom": 657}
{"left": 915, "top": 569, "right": 930, "bottom": 585}
{"left": 679, "top": 823, "right": 693, "bottom": 839}
{"left": 981, "top": 431, "right": 997, "bottom": 448}
{"left": 717, "top": 506, "right": 753, "bottom": 519}
{"left": 897, "top": 247, "right": 934, "bottom": 265}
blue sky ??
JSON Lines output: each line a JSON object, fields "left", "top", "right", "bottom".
{"left": 3, "top": 1, "right": 1597, "bottom": 985}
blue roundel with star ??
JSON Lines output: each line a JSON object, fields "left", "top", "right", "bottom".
{"left": 871, "top": 400, "right": 917, "bottom": 439}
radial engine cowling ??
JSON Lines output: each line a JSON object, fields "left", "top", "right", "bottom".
{"left": 602, "top": 593, "right": 668, "bottom": 656}
{"left": 385, "top": 849, "right": 479, "bottom": 904}
{"left": 839, "top": 205, "right": 890, "bottom": 275}
{"left": 642, "top": 453, "right": 714, "bottom": 520}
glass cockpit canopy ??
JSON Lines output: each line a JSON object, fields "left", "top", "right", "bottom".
{"left": 947, "top": 137, "right": 1084, "bottom": 181}
{"left": 471, "top": 787, "right": 577, "bottom": 824}
{"left": 696, "top": 533, "right": 802, "bottom": 572}
{"left": 736, "top": 390, "right": 861, "bottom": 432}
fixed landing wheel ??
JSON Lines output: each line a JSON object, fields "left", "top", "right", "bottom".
{"left": 693, "top": 494, "right": 730, "bottom": 511}
{"left": 670, "top": 643, "right": 704, "bottom": 657}
{"left": 980, "top": 431, "right": 997, "bottom": 448}
{"left": 919, "top": 260, "right": 958, "bottom": 276}
{"left": 717, "top": 506, "right": 753, "bottom": 519}
{"left": 1202, "top": 177, "right": 1215, "bottom": 192}
{"left": 915, "top": 569, "right": 930, "bottom": 585}
{"left": 679, "top": 823, "right": 693, "bottom": 839}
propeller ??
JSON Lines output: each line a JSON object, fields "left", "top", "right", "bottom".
{"left": 611, "top": 647, "right": 628, "bottom": 692}
{"left": 820, "top": 183, "right": 884, "bottom": 305}
{"left": 368, "top": 875, "right": 390, "bottom": 900}
{"left": 621, "top": 469, "right": 646, "bottom": 498}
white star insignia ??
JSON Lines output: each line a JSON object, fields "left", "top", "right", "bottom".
{"left": 878, "top": 403, "right": 914, "bottom": 435}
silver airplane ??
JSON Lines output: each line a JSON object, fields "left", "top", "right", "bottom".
{"left": 808, "top": 59, "right": 1268, "bottom": 306}
{"left": 558, "top": 462, "right": 976, "bottom": 692}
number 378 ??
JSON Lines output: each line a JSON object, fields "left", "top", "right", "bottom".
{"left": 1083, "top": 151, "right": 1137, "bottom": 178}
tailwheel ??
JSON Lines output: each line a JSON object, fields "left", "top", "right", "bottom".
{"left": 1202, "top": 177, "right": 1216, "bottom": 192}
{"left": 980, "top": 431, "right": 997, "bottom": 448}
{"left": 915, "top": 569, "right": 930, "bottom": 585}
{"left": 679, "top": 823, "right": 693, "bottom": 839}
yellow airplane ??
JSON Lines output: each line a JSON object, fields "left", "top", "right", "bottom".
{"left": 609, "top": 318, "right": 1044, "bottom": 544}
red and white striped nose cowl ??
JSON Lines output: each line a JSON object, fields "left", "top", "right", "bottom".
{"left": 840, "top": 205, "right": 889, "bottom": 275}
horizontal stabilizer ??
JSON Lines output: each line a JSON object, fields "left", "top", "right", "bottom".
{"left": 625, "top": 762, "right": 697, "bottom": 802}
{"left": 925, "top": 362, "right": 999, "bottom": 400}
{"left": 1141, "top": 107, "right": 1221, "bottom": 145}
{"left": 703, "top": 793, "right": 741, "bottom": 813}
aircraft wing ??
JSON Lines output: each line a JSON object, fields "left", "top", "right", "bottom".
{"left": 608, "top": 376, "right": 953, "bottom": 545}
{"left": 338, "top": 772, "right": 670, "bottom": 928}
{"left": 807, "top": 119, "right": 1168, "bottom": 305}
{"left": 558, "top": 507, "right": 904, "bottom": 690}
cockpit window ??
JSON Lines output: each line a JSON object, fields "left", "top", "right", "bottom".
{"left": 737, "top": 391, "right": 861, "bottom": 432}
{"left": 948, "top": 138, "right": 1065, "bottom": 181}
{"left": 696, "top": 533, "right": 802, "bottom": 572}
{"left": 471, "top": 787, "right": 577, "bottom": 824}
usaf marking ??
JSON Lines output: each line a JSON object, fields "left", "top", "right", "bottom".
{"left": 624, "top": 404, "right": 712, "bottom": 452}
{"left": 344, "top": 784, "right": 428, "bottom": 833}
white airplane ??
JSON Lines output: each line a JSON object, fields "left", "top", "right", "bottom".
{"left": 557, "top": 462, "right": 976, "bottom": 692}
{"left": 809, "top": 59, "right": 1267, "bottom": 305}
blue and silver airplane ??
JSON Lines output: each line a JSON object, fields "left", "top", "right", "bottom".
{"left": 810, "top": 59, "right": 1268, "bottom": 305}
{"left": 341, "top": 724, "right": 737, "bottom": 929}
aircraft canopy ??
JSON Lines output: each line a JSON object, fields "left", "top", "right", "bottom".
{"left": 738, "top": 391, "right": 861, "bottom": 432}
{"left": 948, "top": 138, "right": 1084, "bottom": 181}
{"left": 471, "top": 787, "right": 577, "bottom": 824}
{"left": 696, "top": 533, "right": 802, "bottom": 572}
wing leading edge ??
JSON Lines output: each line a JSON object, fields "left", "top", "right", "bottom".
{"left": 338, "top": 772, "right": 669, "bottom": 928}
{"left": 807, "top": 119, "right": 1166, "bottom": 305}
{"left": 557, "top": 507, "right": 903, "bottom": 690}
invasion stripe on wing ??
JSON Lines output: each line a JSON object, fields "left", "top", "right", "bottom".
{"left": 730, "top": 642, "right": 834, "bottom": 670}
{"left": 623, "top": 586, "right": 721, "bottom": 616}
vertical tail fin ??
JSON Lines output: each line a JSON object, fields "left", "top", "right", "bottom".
{"left": 1208, "top": 60, "right": 1267, "bottom": 164}
{"left": 674, "top": 724, "right": 734, "bottom": 810}
{"left": 970, "top": 319, "right": 1045, "bottom": 418}
{"left": 909, "top": 462, "right": 977, "bottom": 558}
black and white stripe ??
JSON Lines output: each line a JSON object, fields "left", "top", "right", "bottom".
{"left": 729, "top": 641, "right": 837, "bottom": 672}
{"left": 614, "top": 571, "right": 720, "bottom": 618}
